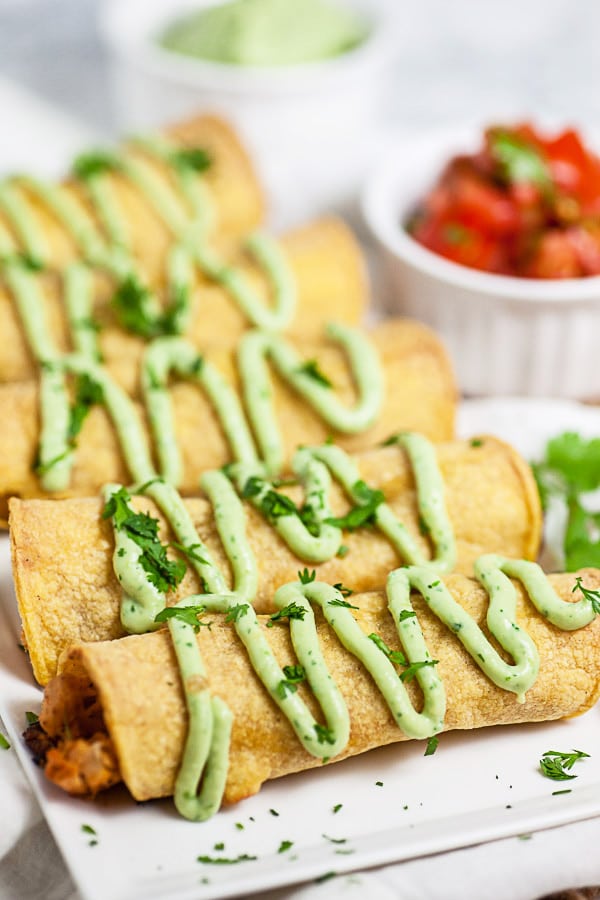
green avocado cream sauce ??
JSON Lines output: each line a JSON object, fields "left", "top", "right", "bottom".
{"left": 159, "top": 0, "right": 369, "bottom": 67}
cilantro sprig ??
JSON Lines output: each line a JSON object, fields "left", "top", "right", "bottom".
{"left": 154, "top": 605, "right": 211, "bottom": 633}
{"left": 533, "top": 432, "right": 600, "bottom": 570}
{"left": 102, "top": 487, "right": 186, "bottom": 592}
{"left": 325, "top": 480, "right": 385, "bottom": 532}
{"left": 572, "top": 577, "right": 600, "bottom": 614}
{"left": 539, "top": 749, "right": 590, "bottom": 781}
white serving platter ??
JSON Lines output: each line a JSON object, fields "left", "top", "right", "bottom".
{"left": 1, "top": 397, "right": 600, "bottom": 900}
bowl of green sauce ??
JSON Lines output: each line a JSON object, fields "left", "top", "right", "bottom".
{"left": 101, "top": 0, "right": 396, "bottom": 225}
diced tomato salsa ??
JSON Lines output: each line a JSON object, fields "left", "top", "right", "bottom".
{"left": 406, "top": 124, "right": 600, "bottom": 278}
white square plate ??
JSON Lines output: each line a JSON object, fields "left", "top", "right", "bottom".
{"left": 1, "top": 397, "right": 600, "bottom": 900}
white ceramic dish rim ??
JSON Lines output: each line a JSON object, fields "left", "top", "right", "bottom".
{"left": 362, "top": 128, "right": 600, "bottom": 305}
{"left": 100, "top": 0, "right": 395, "bottom": 96}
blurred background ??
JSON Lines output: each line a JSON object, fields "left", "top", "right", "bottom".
{"left": 2, "top": 0, "right": 600, "bottom": 230}
{"left": 2, "top": 0, "right": 600, "bottom": 135}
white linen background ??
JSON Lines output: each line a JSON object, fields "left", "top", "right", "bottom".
{"left": 1, "top": 1, "right": 600, "bottom": 897}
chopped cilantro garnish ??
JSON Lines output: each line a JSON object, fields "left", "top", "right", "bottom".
{"left": 470, "top": 438, "right": 484, "bottom": 448}
{"left": 67, "top": 373, "right": 103, "bottom": 444}
{"left": 314, "top": 871, "right": 337, "bottom": 884}
{"left": 552, "top": 789, "right": 572, "bottom": 796}
{"left": 314, "top": 723, "right": 335, "bottom": 745}
{"left": 267, "top": 602, "right": 307, "bottom": 627}
{"left": 103, "top": 487, "right": 186, "bottom": 592}
{"left": 489, "top": 129, "right": 552, "bottom": 190}
{"left": 72, "top": 150, "right": 119, "bottom": 179}
{"left": 327, "top": 598, "right": 359, "bottom": 609}
{"left": 0, "top": 734, "right": 10, "bottom": 750}
{"left": 213, "top": 842, "right": 225, "bottom": 851}
{"left": 112, "top": 275, "right": 183, "bottom": 340}
{"left": 172, "top": 147, "right": 212, "bottom": 173}
{"left": 297, "top": 359, "right": 333, "bottom": 389}
{"left": 298, "top": 568, "right": 316, "bottom": 585}
{"left": 235, "top": 822, "right": 244, "bottom": 831}
{"left": 424, "top": 736, "right": 439, "bottom": 756}
{"left": 25, "top": 711, "right": 39, "bottom": 725}
{"left": 368, "top": 633, "right": 407, "bottom": 667}
{"left": 375, "top": 781, "right": 383, "bottom": 786}
{"left": 278, "top": 840, "right": 293, "bottom": 853}
{"left": 336, "top": 544, "right": 349, "bottom": 558}
{"left": 539, "top": 749, "right": 590, "bottom": 781}
{"left": 155, "top": 605, "right": 211, "bottom": 633}
{"left": 196, "top": 854, "right": 257, "bottom": 865}
{"left": 242, "top": 477, "right": 298, "bottom": 522}
{"left": 225, "top": 603, "right": 250, "bottom": 623}
{"left": 171, "top": 541, "right": 209, "bottom": 566}
{"left": 322, "top": 834, "right": 347, "bottom": 844}
{"left": 572, "top": 577, "right": 600, "bottom": 614}
{"left": 400, "top": 659, "right": 439, "bottom": 683}
{"left": 331, "top": 582, "right": 353, "bottom": 598}
{"left": 81, "top": 824, "right": 97, "bottom": 836}
{"left": 325, "top": 480, "right": 384, "bottom": 531}
{"left": 282, "top": 665, "right": 305, "bottom": 683}
{"left": 332, "top": 803, "right": 342, "bottom": 814}
{"left": 398, "top": 610, "right": 416, "bottom": 622}
{"left": 269, "top": 808, "right": 279, "bottom": 817}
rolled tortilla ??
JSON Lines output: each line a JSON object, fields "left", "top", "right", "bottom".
{"left": 0, "top": 216, "right": 368, "bottom": 385}
{"left": 10, "top": 436, "right": 541, "bottom": 685}
{"left": 0, "top": 115, "right": 263, "bottom": 274}
{"left": 0, "top": 318, "right": 456, "bottom": 522}
{"left": 34, "top": 568, "right": 600, "bottom": 805}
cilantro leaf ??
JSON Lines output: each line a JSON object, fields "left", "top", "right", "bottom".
{"left": 297, "top": 359, "right": 333, "bottom": 389}
{"left": 488, "top": 129, "right": 552, "bottom": 190}
{"left": 368, "top": 633, "right": 408, "bottom": 667}
{"left": 171, "top": 541, "right": 209, "bottom": 566}
{"left": 173, "top": 147, "right": 212, "bottom": 173}
{"left": 225, "top": 603, "right": 250, "bottom": 623}
{"left": 572, "top": 577, "right": 600, "bottom": 614}
{"left": 331, "top": 582, "right": 353, "bottom": 597}
{"left": 103, "top": 487, "right": 186, "bottom": 592}
{"left": 314, "top": 723, "right": 335, "bottom": 745}
{"left": 539, "top": 749, "right": 590, "bottom": 781}
{"left": 267, "top": 602, "right": 307, "bottom": 627}
{"left": 533, "top": 431, "right": 600, "bottom": 570}
{"left": 298, "top": 568, "right": 316, "bottom": 584}
{"left": 424, "top": 736, "right": 439, "bottom": 756}
{"left": 72, "top": 151, "right": 120, "bottom": 179}
{"left": 278, "top": 840, "right": 293, "bottom": 853}
{"left": 325, "top": 480, "right": 385, "bottom": 531}
{"left": 282, "top": 665, "right": 305, "bottom": 683}
{"left": 154, "top": 605, "right": 211, "bottom": 633}
{"left": 0, "top": 734, "right": 10, "bottom": 750}
{"left": 400, "top": 659, "right": 439, "bottom": 683}
{"left": 67, "top": 373, "right": 103, "bottom": 443}
{"left": 196, "top": 853, "right": 257, "bottom": 865}
{"left": 328, "top": 598, "right": 359, "bottom": 609}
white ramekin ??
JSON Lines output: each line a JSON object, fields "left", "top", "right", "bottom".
{"left": 361, "top": 127, "right": 600, "bottom": 399}
{"left": 100, "top": 0, "right": 396, "bottom": 228}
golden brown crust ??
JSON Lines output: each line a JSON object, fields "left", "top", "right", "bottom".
{"left": 0, "top": 316, "right": 456, "bottom": 523}
{"left": 0, "top": 216, "right": 368, "bottom": 387}
{"left": 49, "top": 568, "right": 600, "bottom": 805}
{"left": 10, "top": 436, "right": 541, "bottom": 685}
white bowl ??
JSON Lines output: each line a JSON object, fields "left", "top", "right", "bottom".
{"left": 361, "top": 127, "right": 600, "bottom": 398}
{"left": 100, "top": 0, "right": 397, "bottom": 228}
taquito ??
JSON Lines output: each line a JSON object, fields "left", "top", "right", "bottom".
{"left": 0, "top": 216, "right": 368, "bottom": 385}
{"left": 0, "top": 318, "right": 456, "bottom": 523}
{"left": 10, "top": 436, "right": 541, "bottom": 685}
{"left": 31, "top": 569, "right": 600, "bottom": 805}
{"left": 0, "top": 115, "right": 263, "bottom": 274}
